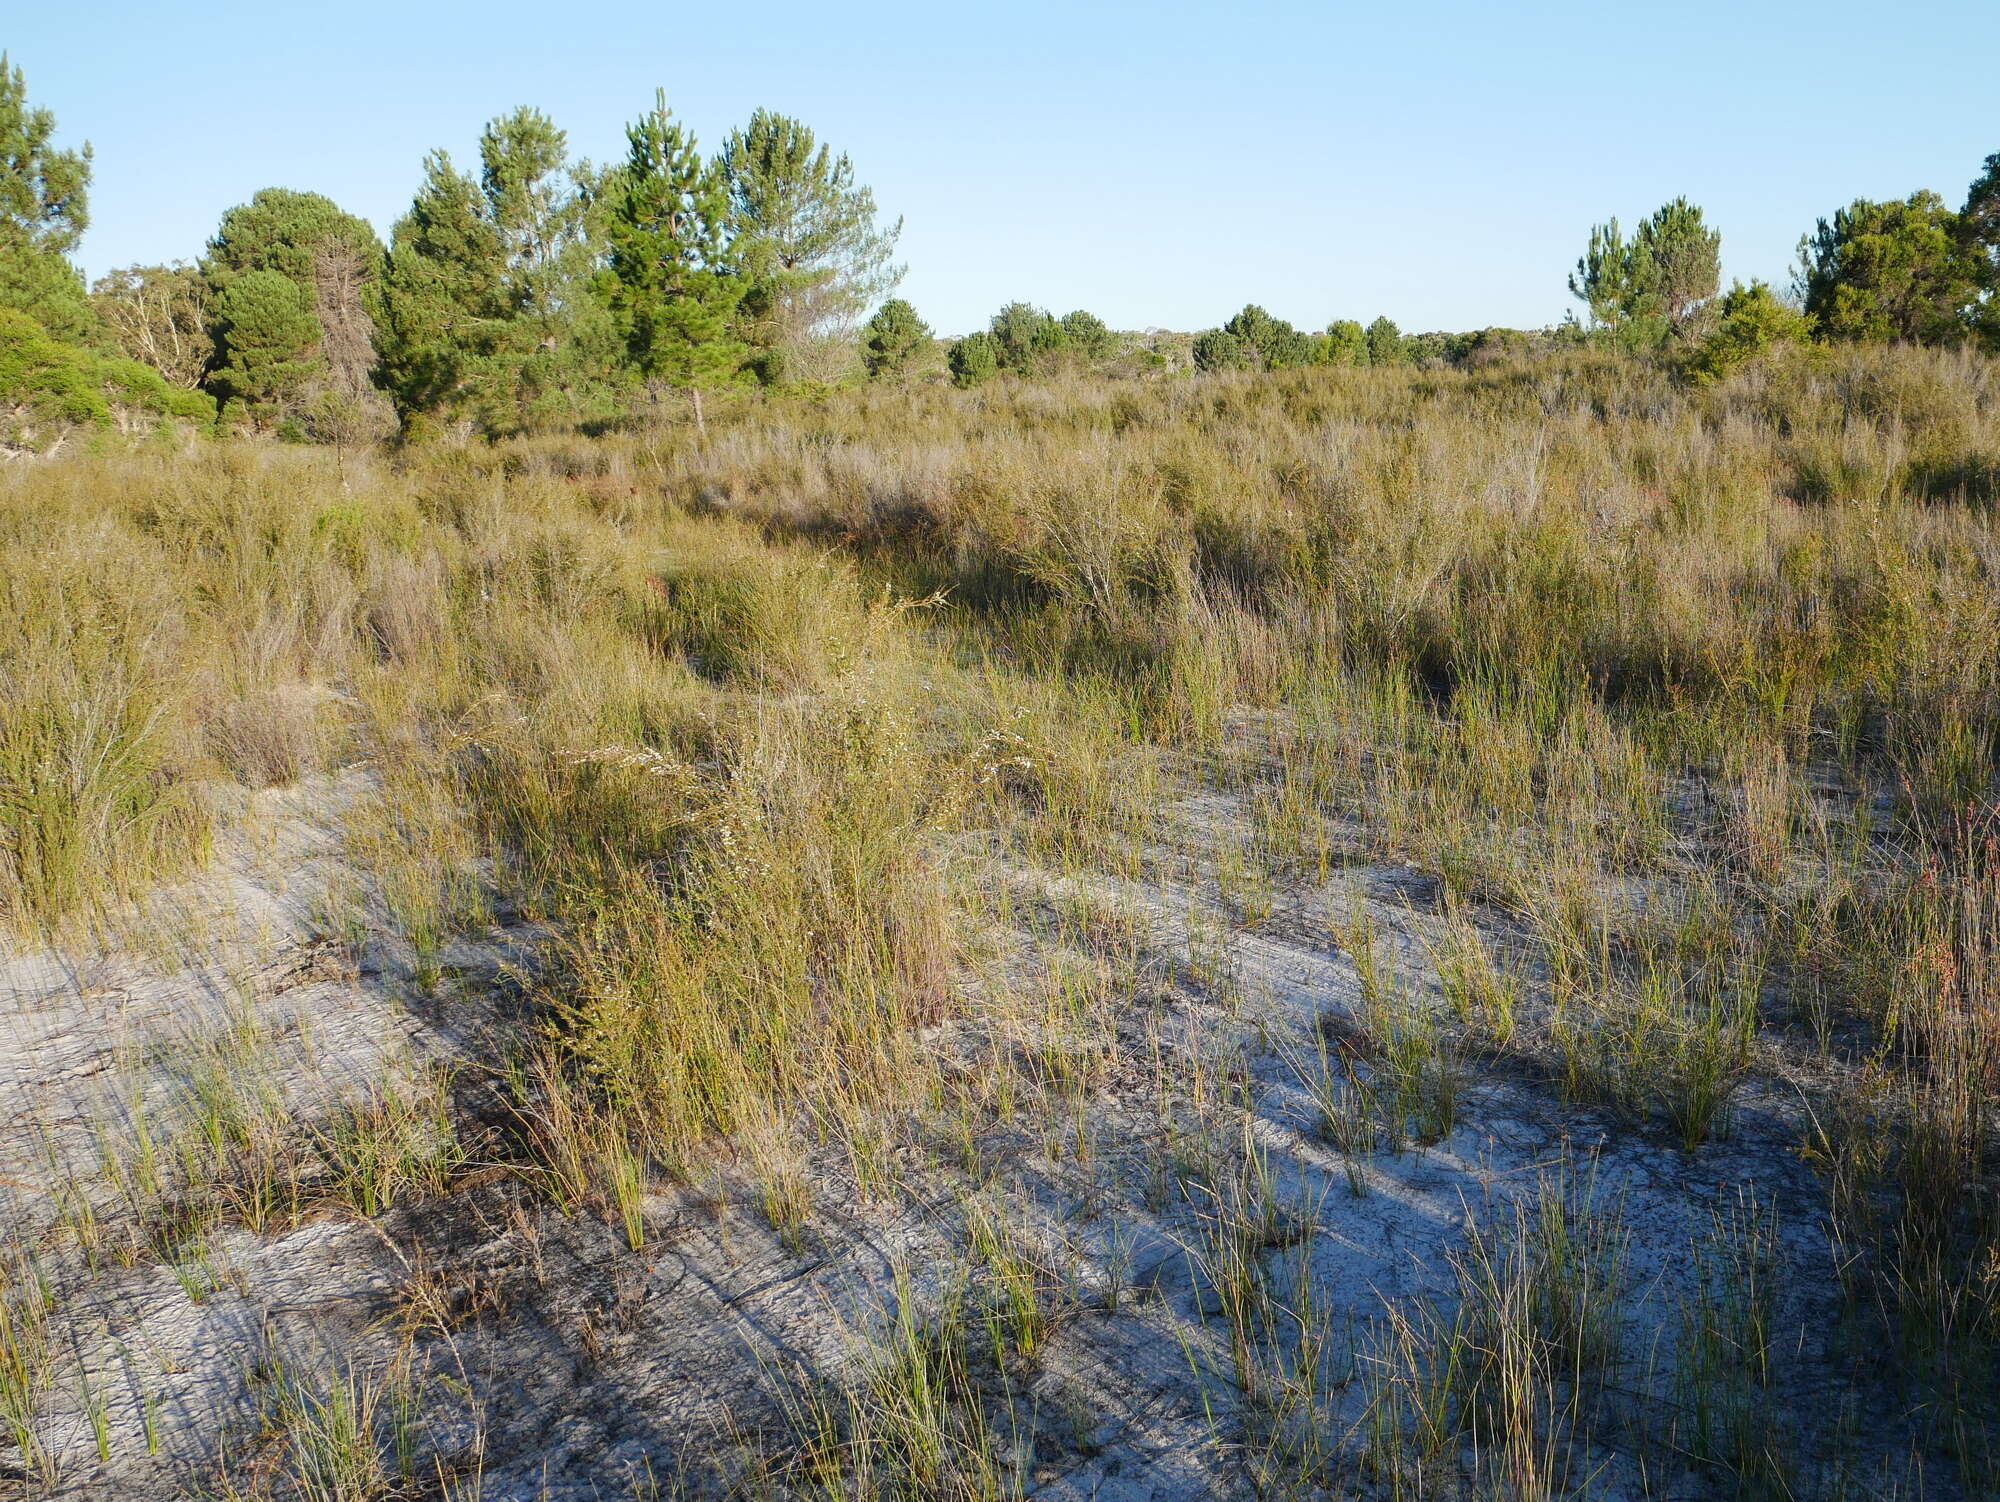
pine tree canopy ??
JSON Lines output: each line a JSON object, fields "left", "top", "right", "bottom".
{"left": 378, "top": 111, "right": 621, "bottom": 432}
{"left": 202, "top": 189, "right": 382, "bottom": 292}
{"left": 208, "top": 267, "right": 323, "bottom": 414}
{"left": 1318, "top": 319, "right": 1367, "bottom": 367}
{"left": 200, "top": 188, "right": 390, "bottom": 433}
{"left": 376, "top": 151, "right": 511, "bottom": 422}
{"left": 0, "top": 54, "right": 96, "bottom": 343}
{"left": 722, "top": 109, "right": 901, "bottom": 375}
{"left": 862, "top": 298, "right": 932, "bottom": 377}
{"left": 603, "top": 90, "right": 745, "bottom": 393}
{"left": 1191, "top": 328, "right": 1248, "bottom": 372}
{"left": 949, "top": 331, "right": 998, "bottom": 387}
{"left": 1366, "top": 316, "right": 1405, "bottom": 365}
{"left": 1965, "top": 152, "right": 2000, "bottom": 349}
{"left": 1797, "top": 191, "right": 1981, "bottom": 344}
{"left": 1224, "top": 305, "right": 1312, "bottom": 369}
{"left": 1570, "top": 198, "right": 1721, "bottom": 348}
{"left": 1059, "top": 310, "right": 1114, "bottom": 360}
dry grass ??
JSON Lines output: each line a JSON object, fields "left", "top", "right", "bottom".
{"left": 1, "top": 342, "right": 1997, "bottom": 1495}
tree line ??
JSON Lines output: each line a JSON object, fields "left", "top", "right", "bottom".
{"left": 3, "top": 47, "right": 1999, "bottom": 450}
{"left": 1167, "top": 168, "right": 2000, "bottom": 388}
{"left": 2, "top": 58, "right": 902, "bottom": 443}
{"left": 1564, "top": 170, "right": 2000, "bottom": 379}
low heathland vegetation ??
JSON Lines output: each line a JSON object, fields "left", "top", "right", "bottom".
{"left": 1, "top": 345, "right": 1997, "bottom": 1499}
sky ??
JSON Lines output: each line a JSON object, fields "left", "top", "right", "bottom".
{"left": 9, "top": 1, "right": 1999, "bottom": 335}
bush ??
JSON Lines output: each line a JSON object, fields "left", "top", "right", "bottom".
{"left": 948, "top": 332, "right": 999, "bottom": 388}
{"left": 1683, "top": 281, "right": 1814, "bottom": 385}
{"left": 1461, "top": 327, "right": 1535, "bottom": 367}
{"left": 0, "top": 309, "right": 214, "bottom": 452}
{"left": 1192, "top": 329, "right": 1248, "bottom": 373}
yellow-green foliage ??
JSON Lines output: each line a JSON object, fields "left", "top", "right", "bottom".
{"left": 0, "top": 309, "right": 214, "bottom": 452}
{"left": 2, "top": 344, "right": 1997, "bottom": 1194}
{"left": 5, "top": 347, "right": 2000, "bottom": 1488}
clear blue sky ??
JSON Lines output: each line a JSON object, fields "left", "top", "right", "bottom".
{"left": 9, "top": 1, "right": 1998, "bottom": 334}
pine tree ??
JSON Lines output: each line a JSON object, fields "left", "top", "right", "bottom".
{"left": 208, "top": 269, "right": 324, "bottom": 425}
{"left": 200, "top": 188, "right": 392, "bottom": 435}
{"left": 861, "top": 298, "right": 932, "bottom": 378}
{"left": 1965, "top": 152, "right": 2000, "bottom": 350}
{"left": 1796, "top": 191, "right": 1979, "bottom": 344}
{"left": 1569, "top": 219, "right": 1632, "bottom": 328}
{"left": 1225, "top": 305, "right": 1312, "bottom": 369}
{"left": 376, "top": 152, "right": 510, "bottom": 427}
{"left": 1059, "top": 309, "right": 1114, "bottom": 361}
{"left": 1316, "top": 319, "right": 1368, "bottom": 367}
{"left": 378, "top": 112, "right": 621, "bottom": 434}
{"left": 1633, "top": 199, "right": 1721, "bottom": 331}
{"left": 721, "top": 110, "right": 902, "bottom": 382}
{"left": 203, "top": 189, "right": 381, "bottom": 293}
{"left": 602, "top": 92, "right": 744, "bottom": 433}
{"left": 1365, "top": 316, "right": 1406, "bottom": 366}
{"left": 478, "top": 108, "right": 622, "bottom": 430}
{"left": 1570, "top": 199, "right": 1721, "bottom": 348}
{"left": 0, "top": 55, "right": 95, "bottom": 344}
{"left": 948, "top": 332, "right": 998, "bottom": 387}
{"left": 1191, "top": 329, "right": 1248, "bottom": 372}
{"left": 987, "top": 302, "right": 1054, "bottom": 370}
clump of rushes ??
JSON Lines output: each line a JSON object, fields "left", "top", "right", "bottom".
{"left": 1362, "top": 1160, "right": 1628, "bottom": 1499}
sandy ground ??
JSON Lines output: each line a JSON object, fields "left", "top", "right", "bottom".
{"left": 0, "top": 771, "right": 1901, "bottom": 1501}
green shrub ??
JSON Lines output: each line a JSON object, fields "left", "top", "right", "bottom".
{"left": 1684, "top": 281, "right": 1814, "bottom": 385}
{"left": 0, "top": 309, "right": 213, "bottom": 451}
{"left": 1191, "top": 329, "right": 1248, "bottom": 372}
{"left": 948, "top": 332, "right": 998, "bottom": 388}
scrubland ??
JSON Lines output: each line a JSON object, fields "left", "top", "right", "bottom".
{"left": 2, "top": 347, "right": 1998, "bottom": 1500}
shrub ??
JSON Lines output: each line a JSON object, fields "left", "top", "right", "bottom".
{"left": 0, "top": 309, "right": 214, "bottom": 452}
{"left": 1191, "top": 329, "right": 1248, "bottom": 372}
{"left": 948, "top": 331, "right": 998, "bottom": 388}
{"left": 1683, "top": 281, "right": 1814, "bottom": 384}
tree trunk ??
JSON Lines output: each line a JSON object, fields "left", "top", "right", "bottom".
{"left": 690, "top": 385, "right": 706, "bottom": 439}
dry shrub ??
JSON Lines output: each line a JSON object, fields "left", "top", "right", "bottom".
{"left": 203, "top": 684, "right": 336, "bottom": 789}
{"left": 363, "top": 551, "right": 449, "bottom": 663}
